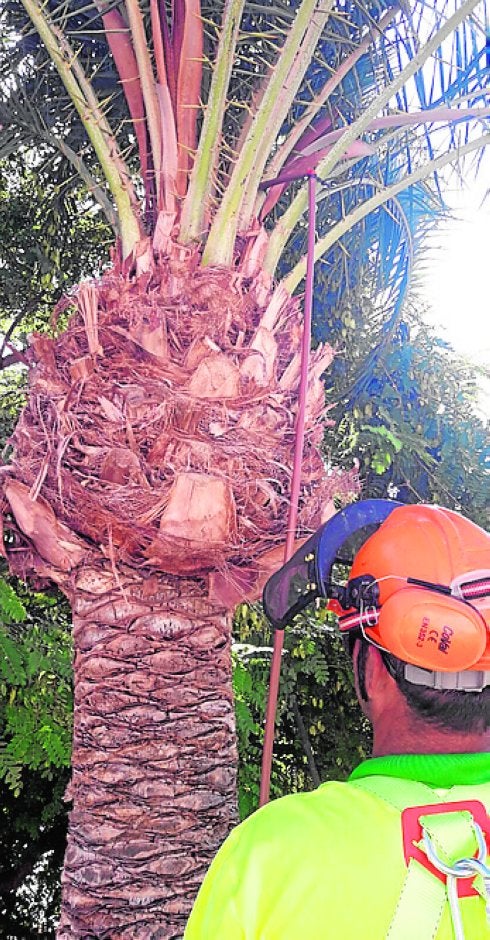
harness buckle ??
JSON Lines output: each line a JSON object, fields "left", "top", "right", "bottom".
{"left": 401, "top": 800, "right": 490, "bottom": 899}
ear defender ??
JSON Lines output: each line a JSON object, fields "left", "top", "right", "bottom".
{"left": 263, "top": 501, "right": 490, "bottom": 684}
{"left": 363, "top": 588, "right": 489, "bottom": 673}
{"left": 339, "top": 504, "right": 490, "bottom": 682}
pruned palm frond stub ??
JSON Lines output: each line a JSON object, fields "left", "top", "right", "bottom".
{"left": 3, "top": 246, "right": 354, "bottom": 599}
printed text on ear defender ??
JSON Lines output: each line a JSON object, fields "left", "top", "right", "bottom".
{"left": 416, "top": 617, "right": 453, "bottom": 654}
{"left": 416, "top": 617, "right": 430, "bottom": 648}
{"left": 438, "top": 625, "right": 453, "bottom": 654}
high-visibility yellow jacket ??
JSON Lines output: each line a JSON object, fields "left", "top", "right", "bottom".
{"left": 184, "top": 753, "right": 490, "bottom": 939}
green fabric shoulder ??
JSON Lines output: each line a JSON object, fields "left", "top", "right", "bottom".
{"left": 185, "top": 764, "right": 490, "bottom": 939}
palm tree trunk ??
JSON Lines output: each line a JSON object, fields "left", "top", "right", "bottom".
{"left": 58, "top": 565, "right": 237, "bottom": 940}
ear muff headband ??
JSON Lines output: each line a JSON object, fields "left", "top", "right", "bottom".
{"left": 364, "top": 588, "right": 488, "bottom": 673}
{"left": 262, "top": 499, "right": 402, "bottom": 628}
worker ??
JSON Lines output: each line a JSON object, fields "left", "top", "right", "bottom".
{"left": 184, "top": 502, "right": 490, "bottom": 939}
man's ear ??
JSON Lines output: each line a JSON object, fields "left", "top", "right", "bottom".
{"left": 353, "top": 640, "right": 393, "bottom": 718}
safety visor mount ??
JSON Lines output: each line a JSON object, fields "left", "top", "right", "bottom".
{"left": 262, "top": 499, "right": 402, "bottom": 630}
{"left": 338, "top": 569, "right": 490, "bottom": 636}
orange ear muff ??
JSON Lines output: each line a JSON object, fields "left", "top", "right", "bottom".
{"left": 364, "top": 588, "right": 488, "bottom": 673}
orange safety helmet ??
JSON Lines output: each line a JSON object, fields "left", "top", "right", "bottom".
{"left": 339, "top": 504, "right": 490, "bottom": 686}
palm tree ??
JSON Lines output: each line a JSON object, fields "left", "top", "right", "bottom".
{"left": 0, "top": 1, "right": 489, "bottom": 936}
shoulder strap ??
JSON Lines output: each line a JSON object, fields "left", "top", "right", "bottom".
{"left": 350, "top": 773, "right": 443, "bottom": 812}
{"left": 350, "top": 775, "right": 490, "bottom": 940}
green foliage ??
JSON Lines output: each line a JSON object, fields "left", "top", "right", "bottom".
{"left": 0, "top": 579, "right": 72, "bottom": 935}
{"left": 0, "top": 770, "right": 68, "bottom": 937}
{"left": 233, "top": 602, "right": 370, "bottom": 820}
{"left": 0, "top": 585, "right": 73, "bottom": 796}
{"left": 0, "top": 157, "right": 111, "bottom": 339}
{"left": 324, "top": 300, "right": 489, "bottom": 527}
{"left": 0, "top": 578, "right": 27, "bottom": 623}
{"left": 233, "top": 645, "right": 268, "bottom": 819}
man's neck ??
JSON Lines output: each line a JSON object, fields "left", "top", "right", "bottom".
{"left": 357, "top": 643, "right": 489, "bottom": 758}
{"left": 372, "top": 722, "right": 490, "bottom": 757}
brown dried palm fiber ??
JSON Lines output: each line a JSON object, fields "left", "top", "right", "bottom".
{"left": 1, "top": 246, "right": 358, "bottom": 587}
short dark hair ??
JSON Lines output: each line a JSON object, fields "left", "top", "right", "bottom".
{"left": 355, "top": 636, "right": 490, "bottom": 734}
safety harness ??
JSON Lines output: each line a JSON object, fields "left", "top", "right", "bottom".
{"left": 352, "top": 775, "right": 490, "bottom": 939}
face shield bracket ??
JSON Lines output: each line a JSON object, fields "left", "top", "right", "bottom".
{"left": 262, "top": 499, "right": 402, "bottom": 629}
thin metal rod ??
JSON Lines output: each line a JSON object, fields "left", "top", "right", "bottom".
{"left": 259, "top": 172, "right": 317, "bottom": 806}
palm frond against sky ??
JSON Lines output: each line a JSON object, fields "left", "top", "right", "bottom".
{"left": 1, "top": 2, "right": 489, "bottom": 271}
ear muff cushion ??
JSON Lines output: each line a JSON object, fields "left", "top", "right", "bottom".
{"left": 364, "top": 588, "right": 487, "bottom": 672}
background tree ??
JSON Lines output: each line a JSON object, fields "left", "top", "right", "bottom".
{"left": 0, "top": 159, "right": 111, "bottom": 339}
{"left": 0, "top": 1, "right": 489, "bottom": 937}
{"left": 0, "top": 589, "right": 71, "bottom": 938}
{"left": 321, "top": 287, "right": 489, "bottom": 528}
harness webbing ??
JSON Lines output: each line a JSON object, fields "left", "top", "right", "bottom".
{"left": 351, "top": 776, "right": 490, "bottom": 939}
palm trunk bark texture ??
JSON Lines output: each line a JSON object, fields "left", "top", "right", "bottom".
{"left": 58, "top": 566, "right": 237, "bottom": 939}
